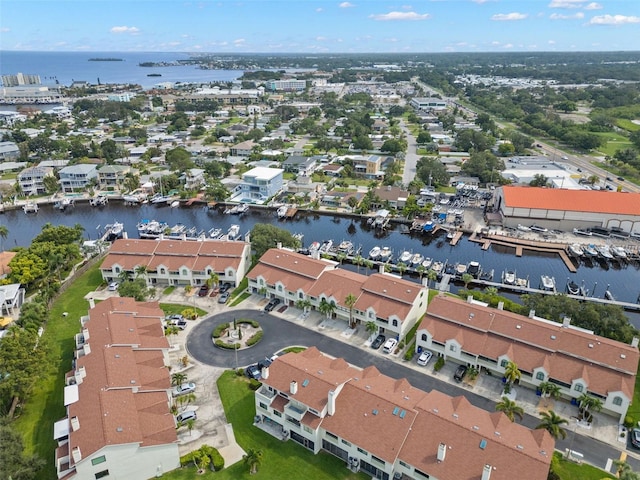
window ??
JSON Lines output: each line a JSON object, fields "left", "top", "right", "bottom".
{"left": 341, "top": 439, "right": 351, "bottom": 447}
{"left": 303, "top": 425, "right": 313, "bottom": 433}
{"left": 357, "top": 447, "right": 368, "bottom": 455}
{"left": 421, "top": 333, "right": 427, "bottom": 341}
{"left": 500, "top": 359, "right": 508, "bottom": 368}
{"left": 326, "top": 432, "right": 338, "bottom": 440}
{"left": 574, "top": 384, "right": 584, "bottom": 392}
{"left": 95, "top": 470, "right": 110, "bottom": 479}
{"left": 91, "top": 455, "right": 106, "bottom": 466}
{"left": 182, "top": 269, "right": 188, "bottom": 276}
{"left": 160, "top": 268, "right": 166, "bottom": 274}
{"left": 114, "top": 267, "right": 120, "bottom": 273}
{"left": 449, "top": 344, "right": 457, "bottom": 352}
{"left": 613, "top": 397, "right": 623, "bottom": 406}
{"left": 273, "top": 410, "right": 282, "bottom": 417}
{"left": 392, "top": 319, "right": 398, "bottom": 327}
{"left": 278, "top": 285, "right": 283, "bottom": 292}
{"left": 536, "top": 372, "right": 545, "bottom": 381}
{"left": 259, "top": 402, "right": 268, "bottom": 410}
{"left": 371, "top": 455, "right": 385, "bottom": 466}
{"left": 399, "top": 460, "right": 409, "bottom": 468}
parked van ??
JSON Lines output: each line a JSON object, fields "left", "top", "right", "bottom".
{"left": 176, "top": 410, "right": 197, "bottom": 423}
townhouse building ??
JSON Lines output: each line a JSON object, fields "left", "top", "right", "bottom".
{"left": 415, "top": 295, "right": 640, "bottom": 421}
{"left": 58, "top": 164, "right": 98, "bottom": 193}
{"left": 97, "top": 164, "right": 135, "bottom": 191}
{"left": 255, "top": 347, "right": 553, "bottom": 480}
{"left": 18, "top": 165, "right": 55, "bottom": 196}
{"left": 100, "top": 238, "right": 252, "bottom": 288}
{"left": 248, "top": 248, "right": 428, "bottom": 340}
{"left": 54, "top": 297, "right": 179, "bottom": 480}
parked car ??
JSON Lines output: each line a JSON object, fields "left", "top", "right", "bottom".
{"left": 454, "top": 365, "right": 468, "bottom": 382}
{"left": 218, "top": 292, "right": 230, "bottom": 304}
{"left": 618, "top": 176, "right": 625, "bottom": 182}
{"left": 172, "top": 382, "right": 196, "bottom": 397}
{"left": 264, "top": 298, "right": 281, "bottom": 312}
{"left": 245, "top": 364, "right": 261, "bottom": 380}
{"left": 108, "top": 282, "right": 119, "bottom": 291}
{"left": 383, "top": 338, "right": 398, "bottom": 354}
{"left": 417, "top": 350, "right": 433, "bottom": 366}
{"left": 632, "top": 428, "right": 640, "bottom": 449}
{"left": 176, "top": 410, "right": 197, "bottom": 423}
{"left": 258, "top": 357, "right": 273, "bottom": 370}
{"left": 371, "top": 334, "right": 385, "bottom": 350}
{"left": 219, "top": 282, "right": 232, "bottom": 293}
{"left": 165, "top": 314, "right": 187, "bottom": 329}
{"left": 198, "top": 285, "right": 209, "bottom": 297}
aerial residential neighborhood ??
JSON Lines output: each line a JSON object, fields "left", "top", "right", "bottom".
{"left": 1, "top": 44, "right": 640, "bottom": 480}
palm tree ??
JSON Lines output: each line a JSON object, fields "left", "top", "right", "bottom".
{"left": 427, "top": 269, "right": 437, "bottom": 288}
{"left": 165, "top": 325, "right": 180, "bottom": 345}
{"left": 503, "top": 360, "right": 522, "bottom": 387}
{"left": 353, "top": 254, "right": 364, "bottom": 273}
{"left": 495, "top": 396, "right": 524, "bottom": 422}
{"left": 318, "top": 298, "right": 336, "bottom": 319}
{"left": 344, "top": 293, "right": 357, "bottom": 328}
{"left": 295, "top": 298, "right": 312, "bottom": 314}
{"left": 336, "top": 252, "right": 347, "bottom": 264}
{"left": 613, "top": 460, "right": 640, "bottom": 480}
{"left": 243, "top": 448, "right": 263, "bottom": 475}
{"left": 536, "top": 410, "right": 568, "bottom": 440}
{"left": 364, "top": 259, "right": 374, "bottom": 272}
{"left": 134, "top": 264, "right": 148, "bottom": 279}
{"left": 365, "top": 320, "right": 378, "bottom": 340}
{"left": 207, "top": 271, "right": 219, "bottom": 289}
{"left": 416, "top": 264, "right": 427, "bottom": 283}
{"left": 396, "top": 262, "right": 408, "bottom": 277}
{"left": 578, "top": 392, "right": 603, "bottom": 413}
{"left": 538, "top": 381, "right": 562, "bottom": 407}
{"left": 462, "top": 273, "right": 474, "bottom": 288}
{"left": 0, "top": 225, "right": 8, "bottom": 251}
{"left": 171, "top": 372, "right": 187, "bottom": 388}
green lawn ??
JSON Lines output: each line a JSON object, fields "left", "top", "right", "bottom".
{"left": 159, "top": 302, "right": 207, "bottom": 317}
{"left": 552, "top": 452, "right": 615, "bottom": 480}
{"left": 14, "top": 264, "right": 104, "bottom": 480}
{"left": 163, "top": 371, "right": 366, "bottom": 479}
{"left": 616, "top": 119, "right": 640, "bottom": 132}
{"left": 624, "top": 360, "right": 640, "bottom": 424}
{"left": 591, "top": 131, "right": 634, "bottom": 157}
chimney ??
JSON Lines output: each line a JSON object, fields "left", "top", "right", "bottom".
{"left": 497, "top": 301, "right": 504, "bottom": 311}
{"left": 328, "top": 390, "right": 336, "bottom": 416}
{"left": 379, "top": 264, "right": 385, "bottom": 274}
{"left": 261, "top": 366, "right": 269, "bottom": 379}
{"left": 437, "top": 443, "right": 447, "bottom": 462}
{"left": 632, "top": 337, "right": 639, "bottom": 348}
{"left": 71, "top": 446, "right": 82, "bottom": 463}
{"left": 123, "top": 231, "right": 128, "bottom": 239}
{"left": 88, "top": 297, "right": 95, "bottom": 309}
{"left": 562, "top": 317, "right": 571, "bottom": 328}
{"left": 277, "top": 242, "right": 282, "bottom": 249}
{"left": 528, "top": 309, "right": 536, "bottom": 318}
{"left": 481, "top": 464, "right": 492, "bottom": 480}
{"left": 70, "top": 416, "right": 80, "bottom": 431}
{"left": 290, "top": 380, "right": 298, "bottom": 395}
{"left": 467, "top": 295, "right": 474, "bottom": 304}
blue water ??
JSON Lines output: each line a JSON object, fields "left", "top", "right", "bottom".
{"left": 0, "top": 51, "right": 243, "bottom": 88}
{"left": 3, "top": 202, "right": 640, "bottom": 315}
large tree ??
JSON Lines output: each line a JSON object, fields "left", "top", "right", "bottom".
{"left": 0, "top": 418, "right": 45, "bottom": 480}
{"left": 536, "top": 410, "right": 568, "bottom": 440}
{"left": 250, "top": 224, "right": 300, "bottom": 259}
{"left": 416, "top": 156, "right": 449, "bottom": 188}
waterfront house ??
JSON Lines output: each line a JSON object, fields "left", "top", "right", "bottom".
{"left": 54, "top": 297, "right": 179, "bottom": 480}
{"left": 255, "top": 347, "right": 553, "bottom": 480}
{"left": 235, "top": 167, "right": 284, "bottom": 203}
{"left": 0, "top": 141, "right": 20, "bottom": 161}
{"left": 372, "top": 186, "right": 409, "bottom": 210}
{"left": 18, "top": 165, "right": 55, "bottom": 196}
{"left": 58, "top": 164, "right": 98, "bottom": 193}
{"left": 100, "top": 238, "right": 251, "bottom": 288}
{"left": 347, "top": 154, "right": 385, "bottom": 179}
{"left": 97, "top": 164, "right": 136, "bottom": 191}
{"left": 180, "top": 168, "right": 206, "bottom": 190}
{"left": 230, "top": 139, "right": 256, "bottom": 157}
{"left": 415, "top": 295, "right": 640, "bottom": 422}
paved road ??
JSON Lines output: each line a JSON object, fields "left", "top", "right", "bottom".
{"left": 186, "top": 308, "right": 639, "bottom": 472}
{"left": 400, "top": 120, "right": 420, "bottom": 186}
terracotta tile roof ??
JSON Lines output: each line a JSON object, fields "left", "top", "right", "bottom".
{"left": 400, "top": 390, "right": 554, "bottom": 480}
{"left": 354, "top": 274, "right": 423, "bottom": 322}
{"left": 422, "top": 296, "right": 638, "bottom": 398}
{"left": 501, "top": 185, "right": 640, "bottom": 215}
{"left": 306, "top": 269, "right": 365, "bottom": 303}
{"left": 67, "top": 298, "right": 175, "bottom": 463}
{"left": 101, "top": 254, "right": 152, "bottom": 270}
{"left": 263, "top": 349, "right": 552, "bottom": 479}
{"left": 248, "top": 249, "right": 335, "bottom": 292}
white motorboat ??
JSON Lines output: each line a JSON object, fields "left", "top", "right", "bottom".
{"left": 596, "top": 244, "right": 614, "bottom": 260}
{"left": 517, "top": 224, "right": 531, "bottom": 232}
{"left": 399, "top": 250, "right": 412, "bottom": 263}
{"left": 567, "top": 279, "right": 581, "bottom": 295}
{"left": 583, "top": 244, "right": 598, "bottom": 257}
{"left": 369, "top": 246, "right": 381, "bottom": 260}
{"left": 611, "top": 246, "right": 628, "bottom": 259}
{"left": 530, "top": 225, "right": 548, "bottom": 233}
{"left": 431, "top": 261, "right": 444, "bottom": 275}
{"left": 540, "top": 275, "right": 556, "bottom": 292}
{"left": 379, "top": 247, "right": 393, "bottom": 262}
{"left": 467, "top": 261, "right": 481, "bottom": 277}
{"left": 455, "top": 263, "right": 467, "bottom": 276}
{"left": 170, "top": 200, "right": 180, "bottom": 208}
{"left": 236, "top": 203, "right": 249, "bottom": 214}
{"left": 277, "top": 205, "right": 288, "bottom": 218}
{"left": 503, "top": 270, "right": 516, "bottom": 285}
{"left": 567, "top": 243, "right": 584, "bottom": 257}
{"left": 227, "top": 224, "right": 241, "bottom": 241}
{"left": 90, "top": 194, "right": 108, "bottom": 207}
{"left": 23, "top": 202, "right": 39, "bottom": 213}
{"left": 105, "top": 221, "right": 124, "bottom": 241}
{"left": 209, "top": 228, "right": 222, "bottom": 239}
{"left": 573, "top": 228, "right": 592, "bottom": 237}
{"left": 421, "top": 257, "right": 433, "bottom": 269}
{"left": 337, "top": 240, "right": 354, "bottom": 255}
{"left": 309, "top": 241, "right": 321, "bottom": 252}
{"left": 411, "top": 253, "right": 424, "bottom": 266}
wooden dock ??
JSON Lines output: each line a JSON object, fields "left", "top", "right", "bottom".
{"left": 284, "top": 207, "right": 298, "bottom": 219}
{"left": 449, "top": 231, "right": 464, "bottom": 246}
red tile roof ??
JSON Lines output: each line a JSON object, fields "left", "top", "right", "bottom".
{"left": 501, "top": 185, "right": 640, "bottom": 215}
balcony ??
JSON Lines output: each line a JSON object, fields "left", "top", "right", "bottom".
{"left": 257, "top": 386, "right": 276, "bottom": 401}
{"left": 284, "top": 402, "right": 307, "bottom": 421}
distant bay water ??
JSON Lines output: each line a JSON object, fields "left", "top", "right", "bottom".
{"left": 0, "top": 51, "right": 244, "bottom": 88}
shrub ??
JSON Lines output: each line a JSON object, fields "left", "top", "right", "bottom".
{"left": 236, "top": 368, "right": 245, "bottom": 376}
{"left": 212, "top": 322, "right": 230, "bottom": 338}
{"left": 248, "top": 379, "right": 262, "bottom": 391}
{"left": 434, "top": 356, "right": 445, "bottom": 371}
{"left": 180, "top": 445, "right": 224, "bottom": 471}
{"left": 624, "top": 415, "right": 635, "bottom": 429}
{"left": 403, "top": 341, "right": 416, "bottom": 361}
{"left": 210, "top": 448, "right": 225, "bottom": 471}
{"left": 215, "top": 339, "right": 240, "bottom": 350}
{"left": 237, "top": 318, "right": 259, "bottom": 328}
{"left": 245, "top": 331, "right": 263, "bottom": 346}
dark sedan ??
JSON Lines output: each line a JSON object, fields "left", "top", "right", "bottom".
{"left": 371, "top": 334, "right": 386, "bottom": 350}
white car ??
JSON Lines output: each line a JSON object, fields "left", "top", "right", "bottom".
{"left": 417, "top": 350, "right": 433, "bottom": 366}
{"left": 383, "top": 338, "right": 398, "bottom": 354}
{"left": 108, "top": 282, "right": 119, "bottom": 291}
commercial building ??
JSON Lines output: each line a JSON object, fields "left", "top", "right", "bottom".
{"left": 415, "top": 295, "right": 639, "bottom": 421}
{"left": 54, "top": 297, "right": 179, "bottom": 479}
{"left": 1, "top": 72, "right": 41, "bottom": 86}
{"left": 100, "top": 238, "right": 252, "bottom": 287}
{"left": 265, "top": 79, "right": 307, "bottom": 91}
{"left": 493, "top": 185, "right": 640, "bottom": 234}
{"left": 255, "top": 347, "right": 553, "bottom": 480}
{"left": 248, "top": 248, "right": 428, "bottom": 340}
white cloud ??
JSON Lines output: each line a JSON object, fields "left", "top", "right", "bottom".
{"left": 491, "top": 12, "right": 528, "bottom": 21}
{"left": 316, "top": 7, "right": 323, "bottom": 12}
{"left": 110, "top": 26, "right": 140, "bottom": 34}
{"left": 548, "top": 39, "right": 556, "bottom": 44}
{"left": 0, "top": 27, "right": 10, "bottom": 33}
{"left": 584, "top": 2, "right": 602, "bottom": 9}
{"left": 233, "top": 38, "right": 246, "bottom": 45}
{"left": 589, "top": 14, "right": 640, "bottom": 25}
{"left": 503, "top": 43, "right": 514, "bottom": 49}
{"left": 339, "top": 2, "right": 355, "bottom": 8}
{"left": 316, "top": 36, "right": 327, "bottom": 41}
{"left": 370, "top": 11, "right": 431, "bottom": 21}
{"left": 550, "top": 12, "right": 584, "bottom": 19}
{"left": 548, "top": 0, "right": 583, "bottom": 8}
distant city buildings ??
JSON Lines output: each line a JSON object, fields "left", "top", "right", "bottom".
{"left": 1, "top": 72, "right": 41, "bottom": 87}
{"left": 265, "top": 79, "right": 306, "bottom": 92}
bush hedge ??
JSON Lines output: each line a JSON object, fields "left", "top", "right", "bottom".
{"left": 237, "top": 318, "right": 260, "bottom": 328}
{"left": 434, "top": 356, "right": 445, "bottom": 371}
{"left": 246, "top": 331, "right": 263, "bottom": 346}
{"left": 215, "top": 339, "right": 240, "bottom": 350}
{"left": 180, "top": 445, "right": 225, "bottom": 471}
{"left": 212, "top": 322, "right": 230, "bottom": 338}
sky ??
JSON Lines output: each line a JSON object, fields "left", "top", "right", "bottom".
{"left": 1, "top": 0, "right": 639, "bottom": 53}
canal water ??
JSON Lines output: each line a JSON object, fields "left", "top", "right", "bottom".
{"left": 4, "top": 202, "right": 640, "bottom": 323}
